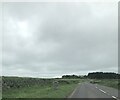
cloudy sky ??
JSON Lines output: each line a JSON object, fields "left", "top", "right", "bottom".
{"left": 2, "top": 2, "right": 118, "bottom": 78}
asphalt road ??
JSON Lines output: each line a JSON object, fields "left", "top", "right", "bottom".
{"left": 68, "top": 82, "right": 119, "bottom": 99}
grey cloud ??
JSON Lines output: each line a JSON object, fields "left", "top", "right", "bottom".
{"left": 2, "top": 2, "right": 118, "bottom": 77}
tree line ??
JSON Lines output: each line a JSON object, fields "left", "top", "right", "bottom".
{"left": 87, "top": 72, "right": 120, "bottom": 79}
{"left": 62, "top": 74, "right": 87, "bottom": 79}
{"left": 62, "top": 72, "right": 120, "bottom": 79}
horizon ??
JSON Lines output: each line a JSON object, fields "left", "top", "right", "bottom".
{"left": 2, "top": 71, "right": 119, "bottom": 78}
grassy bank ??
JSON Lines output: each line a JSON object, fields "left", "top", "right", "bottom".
{"left": 90, "top": 79, "right": 120, "bottom": 90}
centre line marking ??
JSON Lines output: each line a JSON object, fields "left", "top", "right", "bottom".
{"left": 112, "top": 96, "right": 117, "bottom": 99}
{"left": 99, "top": 89, "right": 106, "bottom": 94}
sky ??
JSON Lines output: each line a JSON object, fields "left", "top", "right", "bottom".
{"left": 2, "top": 2, "right": 118, "bottom": 78}
{"left": 0, "top": 3, "right": 2, "bottom": 76}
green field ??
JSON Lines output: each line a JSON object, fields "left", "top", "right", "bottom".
{"left": 2, "top": 76, "right": 120, "bottom": 99}
{"left": 2, "top": 77, "right": 84, "bottom": 98}
{"left": 3, "top": 83, "right": 77, "bottom": 98}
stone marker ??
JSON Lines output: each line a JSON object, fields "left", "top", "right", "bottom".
{"left": 52, "top": 81, "right": 59, "bottom": 90}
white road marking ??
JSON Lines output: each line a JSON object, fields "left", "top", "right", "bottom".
{"left": 97, "top": 88, "right": 118, "bottom": 100}
{"left": 99, "top": 89, "right": 106, "bottom": 94}
{"left": 68, "top": 85, "right": 78, "bottom": 98}
{"left": 92, "top": 84, "right": 119, "bottom": 100}
{"left": 112, "top": 96, "right": 117, "bottom": 99}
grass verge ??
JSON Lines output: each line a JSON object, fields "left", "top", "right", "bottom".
{"left": 3, "top": 82, "right": 78, "bottom": 98}
{"left": 90, "top": 79, "right": 120, "bottom": 90}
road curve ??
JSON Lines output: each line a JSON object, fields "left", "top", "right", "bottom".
{"left": 68, "top": 82, "right": 119, "bottom": 99}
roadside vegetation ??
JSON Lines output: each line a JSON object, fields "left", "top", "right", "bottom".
{"left": 3, "top": 83, "right": 77, "bottom": 98}
{"left": 2, "top": 76, "right": 83, "bottom": 98}
{"left": 0, "top": 76, "right": 2, "bottom": 99}
{"left": 89, "top": 79, "right": 120, "bottom": 90}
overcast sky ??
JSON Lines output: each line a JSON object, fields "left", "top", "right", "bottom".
{"left": 2, "top": 2, "right": 118, "bottom": 78}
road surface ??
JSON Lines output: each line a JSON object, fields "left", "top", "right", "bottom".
{"left": 68, "top": 82, "right": 119, "bottom": 99}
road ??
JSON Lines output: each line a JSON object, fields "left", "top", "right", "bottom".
{"left": 68, "top": 82, "right": 119, "bottom": 99}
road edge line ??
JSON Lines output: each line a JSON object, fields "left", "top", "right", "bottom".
{"left": 67, "top": 83, "right": 80, "bottom": 98}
